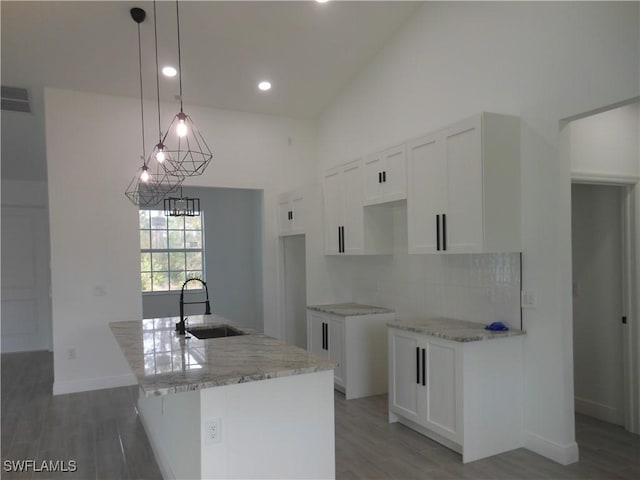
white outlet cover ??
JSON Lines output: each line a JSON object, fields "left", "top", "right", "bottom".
{"left": 204, "top": 418, "right": 221, "bottom": 445}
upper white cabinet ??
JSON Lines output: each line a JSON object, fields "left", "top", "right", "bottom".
{"left": 322, "top": 160, "right": 392, "bottom": 255}
{"left": 407, "top": 113, "right": 521, "bottom": 254}
{"left": 363, "top": 144, "right": 407, "bottom": 206}
{"left": 277, "top": 189, "right": 305, "bottom": 236}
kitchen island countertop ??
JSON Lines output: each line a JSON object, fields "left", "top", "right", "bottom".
{"left": 307, "top": 302, "right": 394, "bottom": 316}
{"left": 388, "top": 317, "right": 526, "bottom": 342}
{"left": 110, "top": 315, "right": 335, "bottom": 397}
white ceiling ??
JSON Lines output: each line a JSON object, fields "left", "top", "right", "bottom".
{"left": 1, "top": 1, "right": 419, "bottom": 119}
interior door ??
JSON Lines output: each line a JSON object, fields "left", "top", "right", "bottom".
{"left": 1, "top": 206, "right": 51, "bottom": 352}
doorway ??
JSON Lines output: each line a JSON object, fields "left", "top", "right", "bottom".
{"left": 571, "top": 184, "right": 626, "bottom": 426}
{"left": 282, "top": 235, "right": 307, "bottom": 348}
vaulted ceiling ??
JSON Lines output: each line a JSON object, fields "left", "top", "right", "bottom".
{"left": 1, "top": 1, "right": 419, "bottom": 119}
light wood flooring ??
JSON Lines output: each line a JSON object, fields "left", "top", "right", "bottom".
{"left": 2, "top": 351, "right": 639, "bottom": 479}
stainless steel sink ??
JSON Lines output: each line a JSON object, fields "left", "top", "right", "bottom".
{"left": 186, "top": 324, "right": 245, "bottom": 339}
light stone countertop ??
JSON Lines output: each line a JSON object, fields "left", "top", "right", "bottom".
{"left": 387, "top": 317, "right": 526, "bottom": 342}
{"left": 307, "top": 303, "right": 394, "bottom": 316}
{"left": 110, "top": 315, "right": 336, "bottom": 397}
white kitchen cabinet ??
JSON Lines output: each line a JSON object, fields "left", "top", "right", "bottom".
{"left": 407, "top": 113, "right": 521, "bottom": 254}
{"left": 388, "top": 325, "right": 524, "bottom": 463}
{"left": 308, "top": 307, "right": 395, "bottom": 399}
{"left": 277, "top": 189, "right": 305, "bottom": 236}
{"left": 322, "top": 160, "right": 392, "bottom": 255}
{"left": 307, "top": 310, "right": 345, "bottom": 387}
{"left": 363, "top": 144, "right": 407, "bottom": 206}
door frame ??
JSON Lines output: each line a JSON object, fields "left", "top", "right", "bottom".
{"left": 570, "top": 176, "right": 639, "bottom": 434}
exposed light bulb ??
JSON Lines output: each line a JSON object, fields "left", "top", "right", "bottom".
{"left": 156, "top": 148, "right": 166, "bottom": 163}
{"left": 140, "top": 166, "right": 150, "bottom": 182}
{"left": 176, "top": 117, "right": 188, "bottom": 138}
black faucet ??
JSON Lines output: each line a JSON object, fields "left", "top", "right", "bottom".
{"left": 176, "top": 278, "right": 211, "bottom": 335}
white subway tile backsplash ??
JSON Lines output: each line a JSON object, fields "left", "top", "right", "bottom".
{"left": 347, "top": 251, "right": 521, "bottom": 329}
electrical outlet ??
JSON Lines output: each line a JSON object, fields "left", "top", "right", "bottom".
{"left": 67, "top": 348, "right": 76, "bottom": 360}
{"left": 521, "top": 290, "right": 537, "bottom": 309}
{"left": 204, "top": 418, "right": 221, "bottom": 444}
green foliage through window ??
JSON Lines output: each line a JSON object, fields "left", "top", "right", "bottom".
{"left": 139, "top": 210, "right": 204, "bottom": 292}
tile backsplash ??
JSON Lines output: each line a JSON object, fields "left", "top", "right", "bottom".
{"left": 347, "top": 207, "right": 522, "bottom": 330}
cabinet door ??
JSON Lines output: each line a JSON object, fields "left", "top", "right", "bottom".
{"left": 407, "top": 132, "right": 446, "bottom": 253}
{"left": 342, "top": 160, "right": 364, "bottom": 254}
{"left": 363, "top": 153, "right": 385, "bottom": 205}
{"left": 322, "top": 168, "right": 343, "bottom": 254}
{"left": 381, "top": 144, "right": 407, "bottom": 202}
{"left": 328, "top": 317, "right": 345, "bottom": 387}
{"left": 425, "top": 339, "right": 461, "bottom": 443}
{"left": 277, "top": 196, "right": 291, "bottom": 236}
{"left": 290, "top": 192, "right": 305, "bottom": 234}
{"left": 444, "top": 116, "right": 483, "bottom": 253}
{"left": 388, "top": 330, "right": 421, "bottom": 423}
{"left": 307, "top": 312, "right": 328, "bottom": 359}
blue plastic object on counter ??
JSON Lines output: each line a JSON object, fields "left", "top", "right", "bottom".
{"left": 485, "top": 321, "right": 509, "bottom": 331}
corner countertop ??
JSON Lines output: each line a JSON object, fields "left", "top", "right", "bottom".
{"left": 110, "top": 315, "right": 335, "bottom": 397}
{"left": 387, "top": 317, "right": 526, "bottom": 343}
{"left": 307, "top": 303, "right": 394, "bottom": 316}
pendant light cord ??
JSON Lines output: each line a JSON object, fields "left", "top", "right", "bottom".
{"left": 153, "top": 0, "right": 162, "bottom": 141}
{"left": 137, "top": 21, "right": 146, "bottom": 159}
{"left": 176, "top": 0, "right": 184, "bottom": 113}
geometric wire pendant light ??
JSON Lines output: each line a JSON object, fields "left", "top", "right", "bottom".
{"left": 125, "top": 6, "right": 182, "bottom": 207}
{"left": 160, "top": 0, "right": 213, "bottom": 177}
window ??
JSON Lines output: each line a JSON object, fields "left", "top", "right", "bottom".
{"left": 139, "top": 210, "right": 204, "bottom": 292}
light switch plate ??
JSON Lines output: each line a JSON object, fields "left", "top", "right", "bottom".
{"left": 521, "top": 290, "right": 537, "bottom": 308}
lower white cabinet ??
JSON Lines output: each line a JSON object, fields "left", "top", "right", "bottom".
{"left": 388, "top": 326, "right": 524, "bottom": 463}
{"left": 308, "top": 309, "right": 395, "bottom": 399}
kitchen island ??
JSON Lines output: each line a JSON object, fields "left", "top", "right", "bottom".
{"left": 111, "top": 315, "right": 336, "bottom": 479}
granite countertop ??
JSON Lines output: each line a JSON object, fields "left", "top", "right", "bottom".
{"left": 307, "top": 303, "right": 394, "bottom": 316}
{"left": 387, "top": 317, "right": 526, "bottom": 342}
{"left": 110, "top": 315, "right": 336, "bottom": 397}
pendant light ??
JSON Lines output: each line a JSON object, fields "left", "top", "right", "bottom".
{"left": 164, "top": 187, "right": 201, "bottom": 217}
{"left": 125, "top": 7, "right": 163, "bottom": 207}
{"left": 125, "top": 6, "right": 182, "bottom": 207}
{"left": 160, "top": 0, "right": 213, "bottom": 177}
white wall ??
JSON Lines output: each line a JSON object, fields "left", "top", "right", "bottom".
{"left": 45, "top": 87, "right": 316, "bottom": 394}
{"left": 141, "top": 186, "right": 263, "bottom": 332}
{"left": 570, "top": 102, "right": 639, "bottom": 179}
{"left": 312, "top": 1, "right": 639, "bottom": 465}
{"left": 572, "top": 184, "right": 624, "bottom": 425}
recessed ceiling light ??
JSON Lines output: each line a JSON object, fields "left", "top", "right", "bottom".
{"left": 316, "top": 0, "right": 330, "bottom": 3}
{"left": 258, "top": 81, "right": 272, "bottom": 92}
{"left": 162, "top": 66, "right": 177, "bottom": 77}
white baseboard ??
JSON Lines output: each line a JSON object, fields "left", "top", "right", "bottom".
{"left": 524, "top": 431, "right": 579, "bottom": 465}
{"left": 53, "top": 373, "right": 137, "bottom": 395}
{"left": 575, "top": 396, "right": 624, "bottom": 426}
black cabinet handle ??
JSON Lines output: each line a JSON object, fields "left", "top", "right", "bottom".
{"left": 383, "top": 171, "right": 386, "bottom": 182}
{"left": 442, "top": 214, "right": 447, "bottom": 251}
{"left": 325, "top": 323, "right": 329, "bottom": 350}
{"left": 421, "top": 348, "right": 426, "bottom": 386}
{"left": 416, "top": 347, "right": 420, "bottom": 384}
{"left": 378, "top": 172, "right": 382, "bottom": 183}
{"left": 322, "top": 322, "right": 326, "bottom": 350}
{"left": 436, "top": 215, "right": 441, "bottom": 251}
{"left": 337, "top": 227, "right": 342, "bottom": 253}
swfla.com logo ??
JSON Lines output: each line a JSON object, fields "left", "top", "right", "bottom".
{"left": 3, "top": 459, "right": 78, "bottom": 473}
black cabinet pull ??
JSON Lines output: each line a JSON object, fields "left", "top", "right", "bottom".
{"left": 322, "top": 322, "right": 326, "bottom": 350}
{"left": 339, "top": 226, "right": 345, "bottom": 253}
{"left": 378, "top": 172, "right": 382, "bottom": 183}
{"left": 421, "top": 348, "right": 426, "bottom": 386}
{"left": 325, "top": 323, "right": 329, "bottom": 350}
{"left": 436, "top": 215, "right": 441, "bottom": 251}
{"left": 442, "top": 214, "right": 447, "bottom": 251}
{"left": 337, "top": 227, "right": 342, "bottom": 253}
{"left": 382, "top": 171, "right": 386, "bottom": 182}
{"left": 416, "top": 347, "right": 420, "bottom": 384}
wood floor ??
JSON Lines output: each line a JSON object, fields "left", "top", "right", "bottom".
{"left": 2, "top": 351, "right": 639, "bottom": 479}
